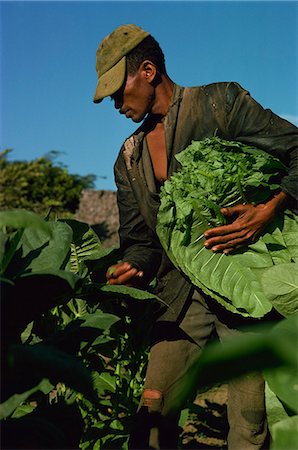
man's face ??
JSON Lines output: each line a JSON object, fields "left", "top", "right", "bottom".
{"left": 111, "top": 66, "right": 155, "bottom": 123}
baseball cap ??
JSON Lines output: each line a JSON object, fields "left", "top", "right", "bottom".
{"left": 93, "top": 24, "right": 150, "bottom": 103}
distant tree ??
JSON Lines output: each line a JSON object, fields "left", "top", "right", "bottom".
{"left": 0, "top": 149, "right": 96, "bottom": 217}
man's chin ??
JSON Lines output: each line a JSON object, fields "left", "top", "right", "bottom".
{"left": 130, "top": 112, "right": 147, "bottom": 123}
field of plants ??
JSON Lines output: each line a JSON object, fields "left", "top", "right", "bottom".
{"left": 0, "top": 209, "right": 160, "bottom": 449}
{"left": 1, "top": 208, "right": 297, "bottom": 450}
{"left": 1, "top": 141, "right": 298, "bottom": 449}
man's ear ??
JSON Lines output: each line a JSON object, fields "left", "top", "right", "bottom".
{"left": 140, "top": 60, "right": 157, "bottom": 83}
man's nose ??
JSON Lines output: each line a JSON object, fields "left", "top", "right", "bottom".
{"left": 114, "top": 96, "right": 123, "bottom": 110}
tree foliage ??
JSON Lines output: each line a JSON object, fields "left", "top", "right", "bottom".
{"left": 0, "top": 149, "right": 96, "bottom": 216}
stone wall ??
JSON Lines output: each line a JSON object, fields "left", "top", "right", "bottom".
{"left": 75, "top": 189, "right": 119, "bottom": 248}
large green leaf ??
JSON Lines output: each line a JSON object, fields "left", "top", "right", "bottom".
{"left": 99, "top": 283, "right": 168, "bottom": 306}
{"left": 0, "top": 378, "right": 53, "bottom": 419}
{"left": 264, "top": 314, "right": 298, "bottom": 414}
{"left": 157, "top": 210, "right": 274, "bottom": 317}
{"left": 265, "top": 383, "right": 289, "bottom": 433}
{"left": 5, "top": 343, "right": 97, "bottom": 403}
{"left": 0, "top": 210, "right": 52, "bottom": 276}
{"left": 93, "top": 372, "right": 117, "bottom": 395}
{"left": 62, "top": 219, "right": 105, "bottom": 259}
{"left": 167, "top": 315, "right": 297, "bottom": 415}
{"left": 1, "top": 400, "right": 84, "bottom": 450}
{"left": 11, "top": 403, "right": 37, "bottom": 419}
{"left": 157, "top": 138, "right": 298, "bottom": 318}
{"left": 265, "top": 365, "right": 298, "bottom": 415}
{"left": 78, "top": 311, "right": 120, "bottom": 330}
{"left": 3, "top": 220, "right": 73, "bottom": 280}
{"left": 270, "top": 416, "right": 298, "bottom": 450}
{"left": 17, "top": 221, "right": 72, "bottom": 274}
{"left": 0, "top": 210, "right": 52, "bottom": 234}
{"left": 6, "top": 270, "right": 81, "bottom": 306}
{"left": 265, "top": 378, "right": 297, "bottom": 450}
{"left": 42, "top": 311, "right": 120, "bottom": 355}
{"left": 2, "top": 271, "right": 82, "bottom": 338}
{"left": 62, "top": 220, "right": 107, "bottom": 276}
{"left": 260, "top": 264, "right": 298, "bottom": 317}
{"left": 281, "top": 210, "right": 298, "bottom": 262}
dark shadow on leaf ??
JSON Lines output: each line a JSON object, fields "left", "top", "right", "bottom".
{"left": 2, "top": 342, "right": 96, "bottom": 403}
{"left": 5, "top": 241, "right": 49, "bottom": 278}
{"left": 1, "top": 400, "right": 84, "bottom": 449}
{"left": 2, "top": 274, "right": 80, "bottom": 344}
{"left": 92, "top": 222, "right": 111, "bottom": 242}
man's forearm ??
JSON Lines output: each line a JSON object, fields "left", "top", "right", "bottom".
{"left": 265, "top": 190, "right": 296, "bottom": 215}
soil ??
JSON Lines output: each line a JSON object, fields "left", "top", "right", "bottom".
{"left": 180, "top": 384, "right": 228, "bottom": 449}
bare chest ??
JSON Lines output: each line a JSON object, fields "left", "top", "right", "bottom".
{"left": 146, "top": 123, "right": 167, "bottom": 184}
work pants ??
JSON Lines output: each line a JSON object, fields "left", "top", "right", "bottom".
{"left": 129, "top": 290, "right": 269, "bottom": 449}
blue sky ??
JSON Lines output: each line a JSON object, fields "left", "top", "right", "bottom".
{"left": 1, "top": 1, "right": 297, "bottom": 191}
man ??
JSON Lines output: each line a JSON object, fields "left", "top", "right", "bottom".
{"left": 93, "top": 24, "right": 297, "bottom": 449}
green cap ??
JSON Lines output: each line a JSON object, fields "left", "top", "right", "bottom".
{"left": 93, "top": 24, "right": 150, "bottom": 103}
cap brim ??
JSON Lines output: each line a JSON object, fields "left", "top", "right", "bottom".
{"left": 93, "top": 56, "right": 126, "bottom": 103}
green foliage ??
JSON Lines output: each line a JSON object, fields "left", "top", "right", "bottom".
{"left": 168, "top": 314, "right": 298, "bottom": 450}
{"left": 270, "top": 416, "right": 298, "bottom": 450}
{"left": 157, "top": 137, "right": 298, "bottom": 318}
{"left": 0, "top": 210, "right": 160, "bottom": 449}
{"left": 0, "top": 149, "right": 96, "bottom": 216}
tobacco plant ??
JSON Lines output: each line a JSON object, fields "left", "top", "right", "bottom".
{"left": 157, "top": 137, "right": 298, "bottom": 318}
{"left": 0, "top": 210, "right": 160, "bottom": 449}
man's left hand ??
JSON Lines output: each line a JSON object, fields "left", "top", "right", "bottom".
{"left": 203, "top": 203, "right": 274, "bottom": 254}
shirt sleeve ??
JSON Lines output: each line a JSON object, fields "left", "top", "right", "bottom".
{"left": 114, "top": 152, "right": 162, "bottom": 284}
{"left": 225, "top": 82, "right": 298, "bottom": 203}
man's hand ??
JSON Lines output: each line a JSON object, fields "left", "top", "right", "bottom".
{"left": 106, "top": 261, "right": 144, "bottom": 286}
{"left": 203, "top": 191, "right": 289, "bottom": 254}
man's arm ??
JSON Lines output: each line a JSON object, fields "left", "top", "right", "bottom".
{"left": 107, "top": 152, "right": 162, "bottom": 285}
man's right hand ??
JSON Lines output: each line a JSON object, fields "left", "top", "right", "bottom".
{"left": 106, "top": 261, "right": 144, "bottom": 286}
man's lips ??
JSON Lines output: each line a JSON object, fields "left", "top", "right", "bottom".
{"left": 120, "top": 109, "right": 131, "bottom": 118}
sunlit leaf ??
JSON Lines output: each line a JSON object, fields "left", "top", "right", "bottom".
{"left": 0, "top": 210, "right": 52, "bottom": 234}
{"left": 93, "top": 372, "right": 117, "bottom": 395}
{"left": 0, "top": 378, "right": 53, "bottom": 419}
{"left": 79, "top": 311, "right": 120, "bottom": 330}
{"left": 270, "top": 415, "right": 298, "bottom": 450}
{"left": 19, "top": 221, "right": 73, "bottom": 273}
{"left": 100, "top": 283, "right": 167, "bottom": 305}
{"left": 157, "top": 137, "right": 298, "bottom": 318}
{"left": 260, "top": 264, "right": 298, "bottom": 317}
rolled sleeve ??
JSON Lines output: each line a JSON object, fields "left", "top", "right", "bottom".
{"left": 114, "top": 156, "right": 162, "bottom": 283}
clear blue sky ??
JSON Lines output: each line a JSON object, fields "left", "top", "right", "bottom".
{"left": 1, "top": 0, "right": 297, "bottom": 191}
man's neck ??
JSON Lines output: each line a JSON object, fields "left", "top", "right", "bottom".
{"left": 150, "top": 75, "right": 174, "bottom": 118}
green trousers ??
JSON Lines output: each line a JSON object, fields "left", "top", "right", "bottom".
{"left": 129, "top": 290, "right": 270, "bottom": 449}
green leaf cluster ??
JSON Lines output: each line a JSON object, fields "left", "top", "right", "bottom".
{"left": 157, "top": 137, "right": 298, "bottom": 318}
{"left": 0, "top": 149, "right": 96, "bottom": 216}
{"left": 0, "top": 209, "right": 160, "bottom": 449}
